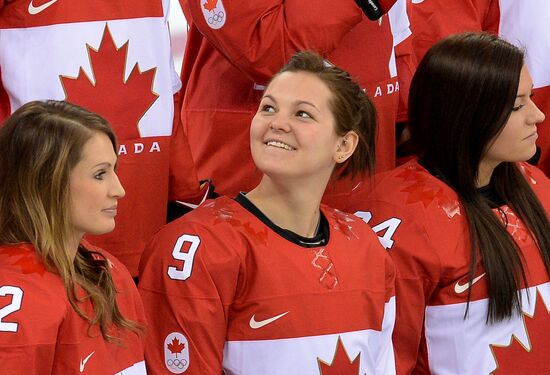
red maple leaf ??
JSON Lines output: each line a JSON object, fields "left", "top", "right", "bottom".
{"left": 318, "top": 337, "right": 361, "bottom": 375}
{"left": 203, "top": 0, "right": 218, "bottom": 12}
{"left": 167, "top": 337, "right": 185, "bottom": 357}
{"left": 395, "top": 164, "right": 460, "bottom": 213}
{"left": 60, "top": 25, "right": 158, "bottom": 141}
{"left": 491, "top": 290, "right": 550, "bottom": 373}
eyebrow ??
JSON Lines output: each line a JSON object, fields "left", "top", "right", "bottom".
{"left": 262, "top": 94, "right": 320, "bottom": 111}
{"left": 517, "top": 85, "right": 535, "bottom": 98}
{"left": 92, "top": 162, "right": 113, "bottom": 169}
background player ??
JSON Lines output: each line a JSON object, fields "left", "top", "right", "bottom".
{"left": 0, "top": 101, "right": 146, "bottom": 374}
{"left": 0, "top": 0, "right": 204, "bottom": 278}
{"left": 350, "top": 33, "right": 550, "bottom": 374}
{"left": 177, "top": 0, "right": 416, "bottom": 204}
{"left": 138, "top": 51, "right": 396, "bottom": 374}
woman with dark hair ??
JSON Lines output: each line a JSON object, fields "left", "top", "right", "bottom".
{"left": 350, "top": 32, "right": 550, "bottom": 374}
{"left": 138, "top": 51, "right": 397, "bottom": 374}
{"left": 0, "top": 100, "right": 146, "bottom": 374}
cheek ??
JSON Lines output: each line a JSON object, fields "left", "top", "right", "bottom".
{"left": 249, "top": 116, "right": 265, "bottom": 141}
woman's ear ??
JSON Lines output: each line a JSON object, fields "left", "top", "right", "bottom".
{"left": 334, "top": 131, "right": 359, "bottom": 164}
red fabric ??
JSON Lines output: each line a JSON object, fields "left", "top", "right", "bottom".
{"left": 345, "top": 160, "right": 550, "bottom": 374}
{"left": 407, "top": 0, "right": 500, "bottom": 62}
{"left": 139, "top": 196, "right": 395, "bottom": 374}
{"left": 0, "top": 2, "right": 201, "bottom": 276}
{"left": 0, "top": 243, "right": 146, "bottom": 374}
{"left": 178, "top": 0, "right": 412, "bottom": 197}
{"left": 0, "top": 0, "right": 163, "bottom": 28}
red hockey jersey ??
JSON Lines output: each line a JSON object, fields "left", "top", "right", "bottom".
{"left": 138, "top": 196, "right": 396, "bottom": 374}
{"left": 0, "top": 0, "right": 200, "bottom": 276}
{"left": 178, "top": 0, "right": 415, "bottom": 199}
{"left": 0, "top": 242, "right": 147, "bottom": 374}
{"left": 344, "top": 159, "right": 550, "bottom": 374}
{"left": 406, "top": 0, "right": 500, "bottom": 62}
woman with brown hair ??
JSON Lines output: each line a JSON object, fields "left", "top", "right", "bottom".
{"left": 139, "top": 51, "right": 397, "bottom": 374}
{"left": 352, "top": 32, "right": 550, "bottom": 374}
{"left": 0, "top": 100, "right": 146, "bottom": 374}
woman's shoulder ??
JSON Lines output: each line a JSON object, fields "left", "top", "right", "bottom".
{"left": 0, "top": 243, "right": 68, "bottom": 334}
{"left": 355, "top": 160, "right": 462, "bottom": 231}
{"left": 517, "top": 161, "right": 550, "bottom": 186}
{"left": 0, "top": 243, "right": 63, "bottom": 288}
{"left": 162, "top": 196, "right": 246, "bottom": 232}
{"left": 81, "top": 240, "right": 138, "bottom": 289}
{"left": 517, "top": 162, "right": 550, "bottom": 201}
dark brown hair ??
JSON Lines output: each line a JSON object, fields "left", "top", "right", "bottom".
{"left": 274, "top": 50, "right": 377, "bottom": 178}
{"left": 0, "top": 100, "right": 141, "bottom": 340}
{"left": 410, "top": 32, "right": 550, "bottom": 322}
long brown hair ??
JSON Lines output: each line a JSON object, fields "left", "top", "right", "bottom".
{"left": 0, "top": 100, "right": 141, "bottom": 340}
{"left": 410, "top": 33, "right": 550, "bottom": 322}
{"left": 274, "top": 51, "right": 378, "bottom": 178}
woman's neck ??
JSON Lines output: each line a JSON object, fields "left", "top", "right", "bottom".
{"left": 477, "top": 159, "right": 499, "bottom": 188}
{"left": 68, "top": 231, "right": 83, "bottom": 261}
{"left": 246, "top": 176, "right": 324, "bottom": 238}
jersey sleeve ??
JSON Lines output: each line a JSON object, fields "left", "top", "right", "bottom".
{"left": 0, "top": 266, "right": 66, "bottom": 374}
{"left": 179, "top": 0, "right": 364, "bottom": 84}
{"left": 358, "top": 199, "right": 441, "bottom": 375}
{"left": 377, "top": 251, "right": 397, "bottom": 373}
{"left": 138, "top": 220, "right": 242, "bottom": 374}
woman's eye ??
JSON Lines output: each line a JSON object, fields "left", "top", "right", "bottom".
{"left": 297, "top": 111, "right": 312, "bottom": 119}
{"left": 261, "top": 104, "right": 275, "bottom": 113}
{"left": 94, "top": 171, "right": 106, "bottom": 180}
{"left": 512, "top": 104, "right": 524, "bottom": 111}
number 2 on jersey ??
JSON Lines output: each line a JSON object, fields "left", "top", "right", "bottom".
{"left": 0, "top": 286, "right": 23, "bottom": 332}
{"left": 168, "top": 234, "right": 201, "bottom": 281}
{"left": 354, "top": 211, "right": 402, "bottom": 250}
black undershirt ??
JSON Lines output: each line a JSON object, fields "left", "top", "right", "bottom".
{"left": 234, "top": 193, "right": 329, "bottom": 248}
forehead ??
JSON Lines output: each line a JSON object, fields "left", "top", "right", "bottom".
{"left": 517, "top": 64, "right": 533, "bottom": 93}
{"left": 266, "top": 71, "right": 333, "bottom": 103}
{"left": 77, "top": 132, "right": 116, "bottom": 166}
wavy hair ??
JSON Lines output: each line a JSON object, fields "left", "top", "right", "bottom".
{"left": 0, "top": 100, "right": 141, "bottom": 340}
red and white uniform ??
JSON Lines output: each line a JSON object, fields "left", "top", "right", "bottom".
{"left": 138, "top": 196, "right": 396, "bottom": 374}
{"left": 0, "top": 0, "right": 200, "bottom": 276}
{"left": 498, "top": 1, "right": 550, "bottom": 177}
{"left": 178, "top": 0, "right": 415, "bottom": 199}
{"left": 406, "top": 0, "right": 500, "bottom": 62}
{"left": 0, "top": 242, "right": 147, "bottom": 374}
{"left": 342, "top": 159, "right": 550, "bottom": 374}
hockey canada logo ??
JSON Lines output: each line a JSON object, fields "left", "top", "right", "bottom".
{"left": 164, "top": 332, "right": 190, "bottom": 373}
{"left": 201, "top": 0, "right": 226, "bottom": 29}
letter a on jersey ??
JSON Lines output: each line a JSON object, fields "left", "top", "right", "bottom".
{"left": 201, "top": 0, "right": 226, "bottom": 29}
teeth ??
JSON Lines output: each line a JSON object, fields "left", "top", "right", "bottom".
{"left": 266, "top": 141, "right": 295, "bottom": 151}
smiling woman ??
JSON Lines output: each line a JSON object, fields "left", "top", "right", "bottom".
{"left": 138, "top": 51, "right": 397, "bottom": 374}
{"left": 0, "top": 100, "right": 146, "bottom": 374}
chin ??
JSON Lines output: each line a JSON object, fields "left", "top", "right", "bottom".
{"left": 88, "top": 223, "right": 116, "bottom": 236}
